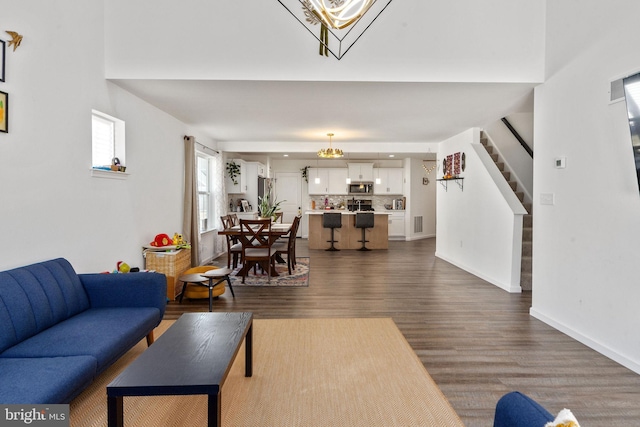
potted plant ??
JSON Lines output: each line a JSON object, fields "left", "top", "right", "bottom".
{"left": 301, "top": 166, "right": 310, "bottom": 183}
{"left": 258, "top": 193, "right": 285, "bottom": 220}
{"left": 226, "top": 161, "right": 241, "bottom": 185}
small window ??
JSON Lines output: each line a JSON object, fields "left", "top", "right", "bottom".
{"left": 197, "top": 154, "right": 214, "bottom": 232}
{"left": 92, "top": 110, "right": 125, "bottom": 169}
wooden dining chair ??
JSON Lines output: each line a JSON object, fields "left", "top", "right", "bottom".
{"left": 273, "top": 212, "right": 284, "bottom": 223}
{"left": 229, "top": 213, "right": 239, "bottom": 226}
{"left": 238, "top": 218, "right": 278, "bottom": 283}
{"left": 274, "top": 215, "right": 301, "bottom": 275}
{"left": 220, "top": 215, "right": 242, "bottom": 269}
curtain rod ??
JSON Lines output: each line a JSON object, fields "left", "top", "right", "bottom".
{"left": 196, "top": 142, "right": 219, "bottom": 154}
{"left": 184, "top": 135, "right": 219, "bottom": 154}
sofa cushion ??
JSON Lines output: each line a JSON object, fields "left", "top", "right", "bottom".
{"left": 0, "top": 307, "right": 160, "bottom": 372}
{"left": 494, "top": 391, "right": 554, "bottom": 427}
{"left": 0, "top": 258, "right": 90, "bottom": 353}
{"left": 0, "top": 356, "right": 97, "bottom": 404}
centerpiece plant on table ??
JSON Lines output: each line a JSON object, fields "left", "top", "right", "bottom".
{"left": 258, "top": 193, "right": 285, "bottom": 221}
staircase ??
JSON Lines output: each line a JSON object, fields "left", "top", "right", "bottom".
{"left": 480, "top": 132, "right": 532, "bottom": 291}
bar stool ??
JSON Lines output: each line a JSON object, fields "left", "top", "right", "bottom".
{"left": 355, "top": 212, "right": 374, "bottom": 251}
{"left": 323, "top": 212, "right": 342, "bottom": 251}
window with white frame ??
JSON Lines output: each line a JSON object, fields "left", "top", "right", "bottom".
{"left": 197, "top": 153, "right": 217, "bottom": 232}
{"left": 92, "top": 110, "right": 125, "bottom": 169}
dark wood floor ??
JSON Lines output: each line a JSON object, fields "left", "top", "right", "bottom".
{"left": 165, "top": 238, "right": 640, "bottom": 426}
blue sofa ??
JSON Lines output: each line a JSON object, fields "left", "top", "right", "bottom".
{"left": 0, "top": 258, "right": 166, "bottom": 404}
{"left": 494, "top": 391, "right": 555, "bottom": 427}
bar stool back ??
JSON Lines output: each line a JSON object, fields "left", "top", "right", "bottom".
{"left": 323, "top": 212, "right": 342, "bottom": 251}
{"left": 355, "top": 212, "right": 374, "bottom": 251}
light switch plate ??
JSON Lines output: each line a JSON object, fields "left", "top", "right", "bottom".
{"left": 540, "top": 193, "right": 555, "bottom": 205}
{"left": 555, "top": 157, "right": 566, "bottom": 168}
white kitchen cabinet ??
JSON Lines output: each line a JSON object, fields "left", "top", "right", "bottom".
{"left": 328, "top": 168, "right": 348, "bottom": 195}
{"left": 374, "top": 168, "right": 404, "bottom": 195}
{"left": 256, "top": 163, "right": 266, "bottom": 177}
{"left": 388, "top": 211, "right": 406, "bottom": 238}
{"left": 308, "top": 168, "right": 348, "bottom": 194}
{"left": 348, "top": 163, "right": 374, "bottom": 182}
{"left": 226, "top": 159, "right": 247, "bottom": 194}
{"left": 308, "top": 168, "right": 329, "bottom": 195}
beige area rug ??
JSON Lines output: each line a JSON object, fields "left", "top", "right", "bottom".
{"left": 70, "top": 318, "right": 464, "bottom": 427}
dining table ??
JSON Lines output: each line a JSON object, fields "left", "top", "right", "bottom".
{"left": 218, "top": 222, "right": 293, "bottom": 277}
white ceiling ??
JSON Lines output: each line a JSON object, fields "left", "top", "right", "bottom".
{"left": 112, "top": 78, "right": 535, "bottom": 160}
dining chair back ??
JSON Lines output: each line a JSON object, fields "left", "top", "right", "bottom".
{"left": 220, "top": 215, "right": 241, "bottom": 268}
{"left": 238, "top": 218, "right": 278, "bottom": 283}
{"left": 275, "top": 215, "right": 301, "bottom": 275}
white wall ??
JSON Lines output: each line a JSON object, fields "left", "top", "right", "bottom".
{"left": 104, "top": 0, "right": 545, "bottom": 84}
{"left": 435, "top": 129, "right": 526, "bottom": 292}
{"left": 0, "top": 0, "right": 210, "bottom": 273}
{"left": 406, "top": 158, "right": 437, "bottom": 240}
{"left": 531, "top": 0, "right": 640, "bottom": 373}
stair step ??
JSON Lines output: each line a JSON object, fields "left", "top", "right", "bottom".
{"left": 522, "top": 241, "right": 532, "bottom": 256}
{"left": 485, "top": 145, "right": 494, "bottom": 154}
{"left": 481, "top": 137, "right": 488, "bottom": 146}
{"left": 502, "top": 171, "right": 511, "bottom": 181}
{"left": 523, "top": 214, "right": 532, "bottom": 228}
{"left": 509, "top": 181, "right": 518, "bottom": 191}
{"left": 516, "top": 191, "right": 524, "bottom": 201}
{"left": 496, "top": 162, "right": 505, "bottom": 171}
{"left": 522, "top": 203, "right": 532, "bottom": 213}
{"left": 520, "top": 271, "right": 532, "bottom": 291}
{"left": 491, "top": 153, "right": 499, "bottom": 162}
{"left": 523, "top": 227, "right": 532, "bottom": 241}
{"left": 521, "top": 256, "right": 532, "bottom": 271}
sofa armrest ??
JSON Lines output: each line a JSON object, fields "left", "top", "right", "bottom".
{"left": 493, "top": 391, "right": 554, "bottom": 427}
{"left": 79, "top": 272, "right": 167, "bottom": 319}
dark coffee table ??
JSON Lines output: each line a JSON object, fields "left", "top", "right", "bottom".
{"left": 107, "top": 312, "right": 253, "bottom": 427}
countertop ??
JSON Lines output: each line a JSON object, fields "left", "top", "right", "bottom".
{"left": 305, "top": 210, "right": 391, "bottom": 215}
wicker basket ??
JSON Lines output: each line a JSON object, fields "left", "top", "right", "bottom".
{"left": 145, "top": 248, "right": 192, "bottom": 300}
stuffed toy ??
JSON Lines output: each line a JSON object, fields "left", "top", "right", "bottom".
{"left": 545, "top": 409, "right": 580, "bottom": 427}
{"left": 173, "top": 233, "right": 186, "bottom": 246}
{"left": 117, "top": 261, "right": 130, "bottom": 273}
{"left": 150, "top": 233, "right": 173, "bottom": 247}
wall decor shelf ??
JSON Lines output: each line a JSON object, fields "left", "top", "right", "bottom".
{"left": 437, "top": 177, "right": 464, "bottom": 191}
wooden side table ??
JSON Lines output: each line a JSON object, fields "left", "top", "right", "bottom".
{"left": 178, "top": 268, "right": 233, "bottom": 312}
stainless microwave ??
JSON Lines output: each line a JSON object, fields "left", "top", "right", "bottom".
{"left": 348, "top": 182, "right": 373, "bottom": 194}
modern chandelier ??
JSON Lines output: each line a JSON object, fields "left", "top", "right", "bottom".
{"left": 276, "top": 0, "right": 393, "bottom": 60}
{"left": 317, "top": 133, "right": 344, "bottom": 158}
{"left": 308, "top": 0, "right": 374, "bottom": 30}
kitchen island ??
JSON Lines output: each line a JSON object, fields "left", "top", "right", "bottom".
{"left": 307, "top": 211, "right": 390, "bottom": 250}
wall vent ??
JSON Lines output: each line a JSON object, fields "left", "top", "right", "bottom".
{"left": 413, "top": 216, "right": 423, "bottom": 233}
{"left": 610, "top": 77, "right": 625, "bottom": 103}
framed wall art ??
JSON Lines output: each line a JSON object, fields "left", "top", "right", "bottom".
{"left": 0, "top": 91, "right": 8, "bottom": 133}
{"left": 0, "top": 39, "right": 5, "bottom": 82}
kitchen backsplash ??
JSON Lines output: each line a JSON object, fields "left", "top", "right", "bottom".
{"left": 309, "top": 195, "right": 405, "bottom": 210}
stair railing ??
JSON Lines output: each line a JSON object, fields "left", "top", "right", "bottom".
{"left": 501, "top": 117, "right": 533, "bottom": 158}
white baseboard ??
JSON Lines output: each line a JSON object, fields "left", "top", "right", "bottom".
{"left": 435, "top": 251, "right": 522, "bottom": 293}
{"left": 530, "top": 308, "right": 640, "bottom": 375}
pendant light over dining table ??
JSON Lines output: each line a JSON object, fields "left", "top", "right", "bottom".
{"left": 276, "top": 0, "right": 393, "bottom": 60}
{"left": 317, "top": 133, "right": 344, "bottom": 158}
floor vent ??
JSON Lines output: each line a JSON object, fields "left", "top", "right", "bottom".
{"left": 414, "top": 216, "right": 423, "bottom": 233}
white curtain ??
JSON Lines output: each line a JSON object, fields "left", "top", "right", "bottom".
{"left": 213, "top": 152, "right": 227, "bottom": 256}
{"left": 183, "top": 136, "right": 200, "bottom": 266}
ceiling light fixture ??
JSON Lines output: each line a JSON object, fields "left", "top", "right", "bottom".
{"left": 276, "top": 0, "right": 393, "bottom": 60}
{"left": 308, "top": 0, "right": 373, "bottom": 30}
{"left": 317, "top": 133, "right": 344, "bottom": 158}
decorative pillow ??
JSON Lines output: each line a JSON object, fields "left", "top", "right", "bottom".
{"left": 544, "top": 408, "right": 580, "bottom": 427}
